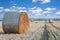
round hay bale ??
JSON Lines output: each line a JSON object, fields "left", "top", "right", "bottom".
{"left": 2, "top": 11, "right": 29, "bottom": 34}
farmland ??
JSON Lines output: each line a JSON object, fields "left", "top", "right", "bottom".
{"left": 0, "top": 20, "right": 60, "bottom": 40}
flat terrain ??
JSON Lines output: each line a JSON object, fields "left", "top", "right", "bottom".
{"left": 0, "top": 21, "right": 45, "bottom": 40}
{"left": 0, "top": 20, "right": 60, "bottom": 40}
{"left": 46, "top": 20, "right": 60, "bottom": 40}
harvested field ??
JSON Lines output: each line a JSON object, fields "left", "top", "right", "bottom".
{"left": 46, "top": 20, "right": 60, "bottom": 40}
{"left": 0, "top": 20, "right": 45, "bottom": 40}
{"left": 0, "top": 20, "right": 60, "bottom": 40}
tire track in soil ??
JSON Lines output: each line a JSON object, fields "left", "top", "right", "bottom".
{"left": 47, "top": 20, "right": 60, "bottom": 40}
{"left": 41, "top": 23, "right": 49, "bottom": 40}
{"left": 0, "top": 21, "right": 45, "bottom": 40}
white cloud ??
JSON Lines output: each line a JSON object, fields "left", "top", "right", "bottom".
{"left": 28, "top": 6, "right": 36, "bottom": 10}
{"left": 28, "top": 7, "right": 57, "bottom": 19}
{"left": 43, "top": 7, "right": 56, "bottom": 14}
{"left": 19, "top": 10, "right": 27, "bottom": 12}
{"left": 0, "top": 6, "right": 27, "bottom": 20}
{"left": 32, "top": 0, "right": 37, "bottom": 2}
{"left": 42, "top": 7, "right": 57, "bottom": 18}
{"left": 10, "top": 6, "right": 26, "bottom": 10}
{"left": 41, "top": 0, "right": 51, "bottom": 4}
{"left": 10, "top": 1, "right": 17, "bottom": 6}
{"left": 4, "top": 9, "right": 10, "bottom": 12}
{"left": 43, "top": 11, "right": 51, "bottom": 14}
{"left": 32, "top": 0, "right": 51, "bottom": 4}
{"left": 45, "top": 7, "right": 56, "bottom": 11}
{"left": 28, "top": 7, "right": 43, "bottom": 18}
{"left": 18, "top": 7, "right": 26, "bottom": 10}
{"left": 0, "top": 6, "right": 60, "bottom": 19}
{"left": 4, "top": 8, "right": 17, "bottom": 12}
{"left": 29, "top": 7, "right": 42, "bottom": 15}
{"left": 56, "top": 11, "right": 60, "bottom": 14}
{"left": 0, "top": 7, "right": 4, "bottom": 12}
{"left": 4, "top": 6, "right": 27, "bottom": 12}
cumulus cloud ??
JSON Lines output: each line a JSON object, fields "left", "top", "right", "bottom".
{"left": 43, "top": 11, "right": 51, "bottom": 14}
{"left": 0, "top": 7, "right": 4, "bottom": 12}
{"left": 2, "top": 6, "right": 43, "bottom": 19}
{"left": 0, "top": 6, "right": 27, "bottom": 20}
{"left": 10, "top": 6, "right": 26, "bottom": 10}
{"left": 56, "top": 11, "right": 60, "bottom": 14}
{"left": 4, "top": 9, "right": 10, "bottom": 12}
{"left": 45, "top": 7, "right": 56, "bottom": 11}
{"left": 4, "top": 6, "right": 27, "bottom": 12}
{"left": 4, "top": 8, "right": 17, "bottom": 12}
{"left": 29, "top": 7, "right": 43, "bottom": 13}
{"left": 42, "top": 7, "right": 56, "bottom": 18}
{"left": 43, "top": 7, "right": 56, "bottom": 14}
{"left": 32, "top": 0, "right": 51, "bottom": 4}
{"left": 28, "top": 7, "right": 58, "bottom": 18}
{"left": 28, "top": 7, "right": 43, "bottom": 17}
{"left": 19, "top": 10, "right": 27, "bottom": 12}
{"left": 0, "top": 6, "right": 60, "bottom": 19}
{"left": 28, "top": 6, "right": 37, "bottom": 10}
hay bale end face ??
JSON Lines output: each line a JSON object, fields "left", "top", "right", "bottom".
{"left": 2, "top": 12, "right": 29, "bottom": 34}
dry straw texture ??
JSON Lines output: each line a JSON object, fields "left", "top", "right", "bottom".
{"left": 2, "top": 12, "right": 29, "bottom": 34}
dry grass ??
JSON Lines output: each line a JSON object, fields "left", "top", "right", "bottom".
{"left": 47, "top": 20, "right": 60, "bottom": 40}
{"left": 0, "top": 20, "right": 45, "bottom": 40}
{"left": 0, "top": 20, "right": 60, "bottom": 40}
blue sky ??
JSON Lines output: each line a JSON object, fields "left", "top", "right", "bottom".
{"left": 0, "top": 0, "right": 60, "bottom": 9}
{"left": 0, "top": 0, "right": 60, "bottom": 19}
